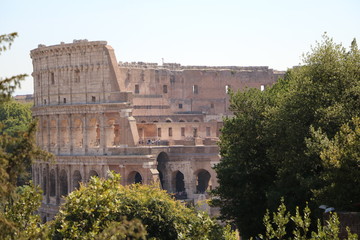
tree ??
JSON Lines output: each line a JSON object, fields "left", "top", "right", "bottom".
{"left": 213, "top": 34, "right": 360, "bottom": 238}
{"left": 51, "top": 173, "right": 236, "bottom": 240}
{"left": 307, "top": 117, "right": 360, "bottom": 211}
{"left": 0, "top": 32, "right": 50, "bottom": 239}
{"left": 0, "top": 100, "right": 32, "bottom": 137}
{"left": 256, "top": 199, "right": 358, "bottom": 240}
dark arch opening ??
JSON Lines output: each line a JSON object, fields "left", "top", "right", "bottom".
{"left": 89, "top": 170, "right": 99, "bottom": 180}
{"left": 135, "top": 172, "right": 142, "bottom": 184}
{"left": 159, "top": 170, "right": 164, "bottom": 189}
{"left": 73, "top": 170, "right": 82, "bottom": 190}
{"left": 157, "top": 152, "right": 169, "bottom": 191}
{"left": 42, "top": 168, "right": 47, "bottom": 196}
{"left": 196, "top": 169, "right": 211, "bottom": 194}
{"left": 50, "top": 169, "right": 56, "bottom": 197}
{"left": 175, "top": 171, "right": 185, "bottom": 193}
{"left": 59, "top": 170, "right": 68, "bottom": 197}
{"left": 128, "top": 171, "right": 142, "bottom": 184}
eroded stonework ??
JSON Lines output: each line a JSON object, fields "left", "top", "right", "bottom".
{"left": 30, "top": 40, "right": 284, "bottom": 221}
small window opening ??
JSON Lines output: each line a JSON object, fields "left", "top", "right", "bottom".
{"left": 51, "top": 72, "right": 55, "bottom": 85}
{"left": 181, "top": 127, "right": 185, "bottom": 137}
{"left": 158, "top": 128, "right": 162, "bottom": 137}
{"left": 163, "top": 85, "right": 168, "bottom": 94}
{"left": 193, "top": 128, "right": 198, "bottom": 137}
{"left": 92, "top": 96, "right": 96, "bottom": 102}
{"left": 168, "top": 128, "right": 172, "bottom": 137}
{"left": 135, "top": 84, "right": 139, "bottom": 94}
{"left": 179, "top": 103, "right": 183, "bottom": 109}
{"left": 206, "top": 127, "right": 211, "bottom": 137}
{"left": 193, "top": 85, "right": 198, "bottom": 94}
{"left": 63, "top": 98, "right": 66, "bottom": 104}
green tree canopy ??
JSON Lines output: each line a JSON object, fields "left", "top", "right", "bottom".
{"left": 213, "top": 34, "right": 360, "bottom": 239}
{"left": 0, "top": 100, "right": 32, "bottom": 137}
{"left": 51, "top": 173, "right": 236, "bottom": 240}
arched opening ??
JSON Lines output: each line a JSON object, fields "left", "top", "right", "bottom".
{"left": 89, "top": 118, "right": 100, "bottom": 147}
{"left": 35, "top": 167, "right": 40, "bottom": 186}
{"left": 89, "top": 170, "right": 99, "bottom": 180}
{"left": 49, "top": 169, "right": 56, "bottom": 197}
{"left": 50, "top": 119, "right": 57, "bottom": 147}
{"left": 72, "top": 170, "right": 82, "bottom": 190}
{"left": 42, "top": 168, "right": 47, "bottom": 196}
{"left": 60, "top": 119, "right": 69, "bottom": 147}
{"left": 135, "top": 172, "right": 142, "bottom": 184}
{"left": 73, "top": 118, "right": 83, "bottom": 148}
{"left": 175, "top": 171, "right": 185, "bottom": 193}
{"left": 179, "top": 119, "right": 186, "bottom": 122}
{"left": 165, "top": 118, "right": 172, "bottom": 123}
{"left": 196, "top": 169, "right": 211, "bottom": 194}
{"left": 114, "top": 124, "right": 120, "bottom": 146}
{"left": 157, "top": 152, "right": 169, "bottom": 191}
{"left": 106, "top": 119, "right": 120, "bottom": 147}
{"left": 59, "top": 169, "right": 68, "bottom": 197}
{"left": 128, "top": 171, "right": 142, "bottom": 184}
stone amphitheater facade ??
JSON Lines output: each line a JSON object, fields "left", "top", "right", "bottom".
{"left": 30, "top": 40, "right": 284, "bottom": 221}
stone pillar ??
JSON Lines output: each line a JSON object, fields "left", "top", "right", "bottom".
{"left": 80, "top": 164, "right": 85, "bottom": 185}
{"left": 68, "top": 165, "right": 72, "bottom": 193}
{"left": 163, "top": 171, "right": 172, "bottom": 192}
{"left": 47, "top": 115, "right": 51, "bottom": 152}
{"left": 183, "top": 162, "right": 195, "bottom": 199}
{"left": 69, "top": 114, "right": 73, "bottom": 154}
{"left": 83, "top": 114, "right": 88, "bottom": 154}
{"left": 102, "top": 164, "right": 109, "bottom": 178}
{"left": 100, "top": 113, "right": 106, "bottom": 154}
{"left": 40, "top": 116, "right": 44, "bottom": 149}
{"left": 56, "top": 114, "right": 60, "bottom": 155}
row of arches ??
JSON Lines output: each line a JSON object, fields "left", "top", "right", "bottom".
{"left": 158, "top": 169, "right": 211, "bottom": 193}
{"left": 39, "top": 115, "right": 121, "bottom": 149}
{"left": 40, "top": 168, "right": 99, "bottom": 198}
{"left": 139, "top": 118, "right": 201, "bottom": 123}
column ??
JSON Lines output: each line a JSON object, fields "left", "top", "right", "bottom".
{"left": 100, "top": 113, "right": 106, "bottom": 154}
{"left": 83, "top": 113, "right": 88, "bottom": 154}
{"left": 56, "top": 114, "right": 60, "bottom": 155}
{"left": 69, "top": 114, "right": 73, "bottom": 154}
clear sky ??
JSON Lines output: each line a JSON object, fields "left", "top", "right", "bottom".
{"left": 1, "top": 0, "right": 360, "bottom": 95}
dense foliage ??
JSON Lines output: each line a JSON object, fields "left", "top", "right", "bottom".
{"left": 51, "top": 173, "right": 236, "bottom": 240}
{"left": 213, "top": 35, "right": 360, "bottom": 238}
{"left": 0, "top": 100, "right": 32, "bottom": 137}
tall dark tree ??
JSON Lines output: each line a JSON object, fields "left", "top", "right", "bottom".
{"left": 213, "top": 35, "right": 360, "bottom": 239}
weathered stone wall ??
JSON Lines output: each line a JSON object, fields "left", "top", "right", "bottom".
{"left": 31, "top": 40, "right": 283, "bottom": 221}
{"left": 119, "top": 62, "right": 282, "bottom": 117}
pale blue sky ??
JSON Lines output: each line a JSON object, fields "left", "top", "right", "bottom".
{"left": 1, "top": 0, "right": 359, "bottom": 95}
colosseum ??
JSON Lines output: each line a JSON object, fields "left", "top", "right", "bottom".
{"left": 30, "top": 39, "right": 284, "bottom": 221}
